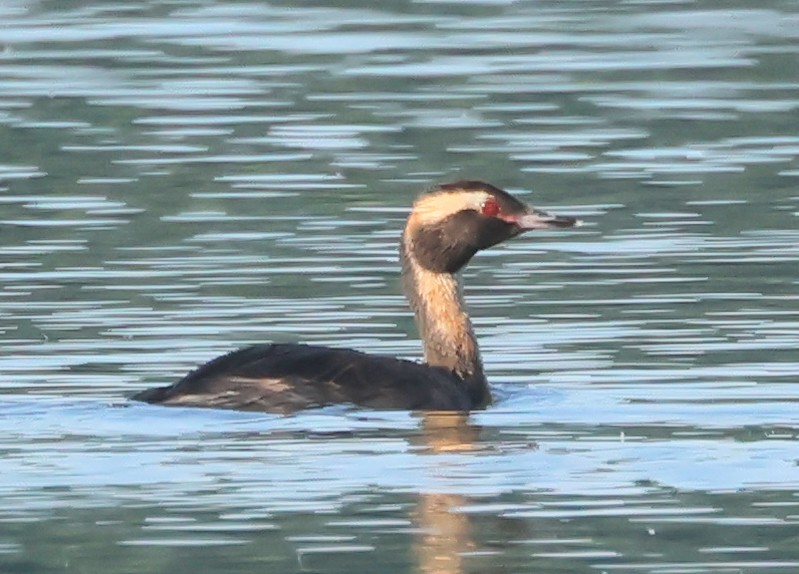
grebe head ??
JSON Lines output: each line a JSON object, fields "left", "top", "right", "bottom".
{"left": 405, "top": 180, "right": 580, "bottom": 274}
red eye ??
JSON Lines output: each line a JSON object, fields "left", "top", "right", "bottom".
{"left": 481, "top": 197, "right": 500, "bottom": 217}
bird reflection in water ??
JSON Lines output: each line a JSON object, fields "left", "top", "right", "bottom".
{"left": 411, "top": 413, "right": 516, "bottom": 574}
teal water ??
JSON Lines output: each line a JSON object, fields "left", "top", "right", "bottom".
{"left": 1, "top": 0, "right": 798, "bottom": 572}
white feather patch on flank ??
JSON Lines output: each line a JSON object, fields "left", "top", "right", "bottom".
{"left": 409, "top": 190, "right": 490, "bottom": 226}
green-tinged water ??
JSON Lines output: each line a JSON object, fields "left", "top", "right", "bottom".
{"left": 1, "top": 0, "right": 798, "bottom": 572}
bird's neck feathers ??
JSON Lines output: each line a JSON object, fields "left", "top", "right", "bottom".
{"left": 400, "top": 228, "right": 489, "bottom": 407}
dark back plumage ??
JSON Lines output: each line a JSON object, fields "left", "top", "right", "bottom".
{"left": 134, "top": 344, "right": 472, "bottom": 413}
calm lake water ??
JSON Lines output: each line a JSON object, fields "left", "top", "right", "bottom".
{"left": 1, "top": 0, "right": 799, "bottom": 572}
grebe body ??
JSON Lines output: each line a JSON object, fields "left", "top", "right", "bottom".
{"left": 133, "top": 181, "right": 579, "bottom": 413}
{"left": 133, "top": 344, "right": 475, "bottom": 414}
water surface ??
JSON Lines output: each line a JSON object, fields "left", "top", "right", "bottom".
{"left": 1, "top": 0, "right": 799, "bottom": 572}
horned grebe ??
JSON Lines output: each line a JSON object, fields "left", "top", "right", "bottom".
{"left": 133, "top": 181, "right": 580, "bottom": 413}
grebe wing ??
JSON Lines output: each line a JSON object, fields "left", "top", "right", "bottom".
{"left": 132, "top": 343, "right": 471, "bottom": 413}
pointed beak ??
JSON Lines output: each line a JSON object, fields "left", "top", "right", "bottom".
{"left": 511, "top": 208, "right": 582, "bottom": 231}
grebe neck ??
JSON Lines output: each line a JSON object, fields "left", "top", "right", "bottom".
{"left": 400, "top": 235, "right": 489, "bottom": 408}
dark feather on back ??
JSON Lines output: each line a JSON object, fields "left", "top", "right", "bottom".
{"left": 132, "top": 343, "right": 472, "bottom": 413}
